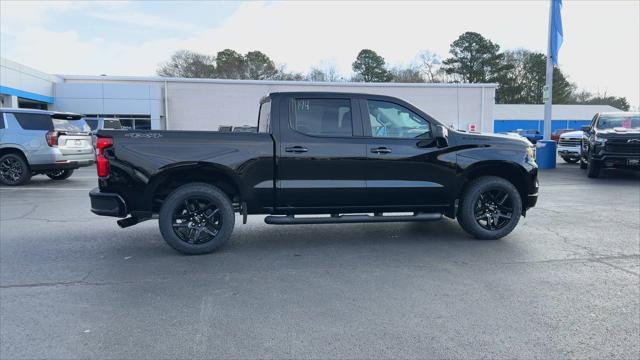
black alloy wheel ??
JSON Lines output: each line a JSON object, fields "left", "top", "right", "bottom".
{"left": 172, "top": 197, "right": 222, "bottom": 245}
{"left": 457, "top": 176, "right": 522, "bottom": 240}
{"left": 46, "top": 169, "right": 74, "bottom": 180}
{"left": 0, "top": 154, "right": 31, "bottom": 186}
{"left": 158, "top": 183, "right": 235, "bottom": 255}
{"left": 473, "top": 189, "right": 514, "bottom": 231}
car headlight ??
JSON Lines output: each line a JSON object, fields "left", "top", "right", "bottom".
{"left": 526, "top": 146, "right": 535, "bottom": 161}
{"left": 594, "top": 136, "right": 607, "bottom": 144}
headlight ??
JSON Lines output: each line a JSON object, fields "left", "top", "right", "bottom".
{"left": 594, "top": 136, "right": 607, "bottom": 144}
{"left": 526, "top": 146, "right": 535, "bottom": 160}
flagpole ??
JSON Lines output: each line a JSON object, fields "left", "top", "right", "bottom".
{"left": 543, "top": 0, "right": 554, "bottom": 140}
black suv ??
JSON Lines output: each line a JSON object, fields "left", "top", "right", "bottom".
{"left": 580, "top": 112, "right": 640, "bottom": 178}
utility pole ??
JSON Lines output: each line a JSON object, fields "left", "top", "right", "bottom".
{"left": 543, "top": 0, "right": 554, "bottom": 140}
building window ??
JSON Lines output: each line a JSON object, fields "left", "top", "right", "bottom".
{"left": 84, "top": 114, "right": 152, "bottom": 130}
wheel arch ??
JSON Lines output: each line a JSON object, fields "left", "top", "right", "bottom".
{"left": 144, "top": 162, "right": 245, "bottom": 213}
{"left": 0, "top": 146, "right": 29, "bottom": 162}
{"left": 460, "top": 161, "right": 529, "bottom": 213}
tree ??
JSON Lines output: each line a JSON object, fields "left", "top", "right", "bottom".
{"left": 417, "top": 50, "right": 442, "bottom": 83}
{"left": 570, "top": 91, "right": 630, "bottom": 111}
{"left": 442, "top": 32, "right": 511, "bottom": 83}
{"left": 157, "top": 50, "right": 216, "bottom": 78}
{"left": 496, "top": 49, "right": 574, "bottom": 104}
{"left": 390, "top": 66, "right": 425, "bottom": 83}
{"left": 244, "top": 51, "right": 278, "bottom": 80}
{"left": 307, "top": 67, "right": 328, "bottom": 82}
{"left": 352, "top": 49, "right": 393, "bottom": 82}
{"left": 272, "top": 64, "right": 305, "bottom": 81}
{"left": 214, "top": 49, "right": 246, "bottom": 79}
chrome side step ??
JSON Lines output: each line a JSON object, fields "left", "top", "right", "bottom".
{"left": 264, "top": 212, "right": 442, "bottom": 225}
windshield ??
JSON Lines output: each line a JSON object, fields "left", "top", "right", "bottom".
{"left": 52, "top": 118, "right": 91, "bottom": 133}
{"left": 596, "top": 114, "right": 640, "bottom": 130}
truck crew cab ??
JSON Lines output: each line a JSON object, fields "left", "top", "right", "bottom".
{"left": 89, "top": 92, "right": 538, "bottom": 255}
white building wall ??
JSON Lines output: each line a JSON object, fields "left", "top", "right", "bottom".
{"left": 162, "top": 81, "right": 495, "bottom": 132}
{"left": 0, "top": 58, "right": 60, "bottom": 106}
{"left": 51, "top": 82, "right": 163, "bottom": 129}
{"left": 61, "top": 76, "right": 495, "bottom": 131}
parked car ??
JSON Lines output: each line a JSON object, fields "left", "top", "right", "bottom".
{"left": 551, "top": 128, "right": 575, "bottom": 142}
{"left": 89, "top": 92, "right": 538, "bottom": 255}
{"left": 580, "top": 112, "right": 640, "bottom": 178}
{"left": 85, "top": 118, "right": 122, "bottom": 134}
{"left": 232, "top": 125, "right": 258, "bottom": 133}
{"left": 0, "top": 108, "right": 94, "bottom": 185}
{"left": 514, "top": 129, "right": 543, "bottom": 144}
{"left": 557, "top": 130, "right": 583, "bottom": 163}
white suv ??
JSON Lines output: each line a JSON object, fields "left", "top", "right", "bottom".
{"left": 0, "top": 108, "right": 94, "bottom": 185}
{"left": 557, "top": 130, "right": 584, "bottom": 163}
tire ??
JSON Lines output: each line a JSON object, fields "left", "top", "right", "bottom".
{"left": 159, "top": 183, "right": 235, "bottom": 255}
{"left": 562, "top": 157, "right": 579, "bottom": 164}
{"left": 579, "top": 157, "right": 588, "bottom": 169}
{"left": 0, "top": 153, "right": 31, "bottom": 186}
{"left": 46, "top": 169, "right": 74, "bottom": 180}
{"left": 587, "top": 158, "right": 601, "bottom": 178}
{"left": 457, "top": 176, "right": 522, "bottom": 240}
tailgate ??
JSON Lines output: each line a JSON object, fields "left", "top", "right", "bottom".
{"left": 58, "top": 133, "right": 94, "bottom": 155}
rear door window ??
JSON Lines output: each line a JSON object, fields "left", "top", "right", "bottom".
{"left": 290, "top": 98, "right": 353, "bottom": 137}
{"left": 14, "top": 113, "right": 53, "bottom": 131}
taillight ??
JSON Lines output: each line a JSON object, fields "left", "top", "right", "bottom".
{"left": 95, "top": 137, "right": 113, "bottom": 177}
{"left": 45, "top": 131, "right": 58, "bottom": 147}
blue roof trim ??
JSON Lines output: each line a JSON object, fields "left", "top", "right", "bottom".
{"left": 0, "top": 85, "right": 54, "bottom": 104}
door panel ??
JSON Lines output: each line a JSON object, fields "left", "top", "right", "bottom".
{"left": 362, "top": 99, "right": 455, "bottom": 207}
{"left": 276, "top": 96, "right": 368, "bottom": 209}
{"left": 366, "top": 140, "right": 453, "bottom": 206}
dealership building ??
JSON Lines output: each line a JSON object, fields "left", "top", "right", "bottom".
{"left": 1, "top": 57, "right": 618, "bottom": 133}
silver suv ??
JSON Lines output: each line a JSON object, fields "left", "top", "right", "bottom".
{"left": 0, "top": 108, "right": 94, "bottom": 186}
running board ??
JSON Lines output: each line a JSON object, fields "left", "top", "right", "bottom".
{"left": 264, "top": 212, "right": 442, "bottom": 225}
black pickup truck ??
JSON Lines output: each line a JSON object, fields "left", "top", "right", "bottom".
{"left": 580, "top": 112, "right": 640, "bottom": 178}
{"left": 90, "top": 92, "right": 538, "bottom": 254}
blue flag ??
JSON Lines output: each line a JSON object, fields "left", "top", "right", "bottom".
{"left": 550, "top": 0, "right": 563, "bottom": 65}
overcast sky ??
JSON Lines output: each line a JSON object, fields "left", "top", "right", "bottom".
{"left": 1, "top": 0, "right": 638, "bottom": 108}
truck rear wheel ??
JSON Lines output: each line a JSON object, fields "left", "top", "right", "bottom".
{"left": 159, "top": 183, "right": 235, "bottom": 255}
{"left": 457, "top": 176, "right": 522, "bottom": 240}
{"left": 46, "top": 169, "right": 74, "bottom": 180}
{"left": 562, "top": 157, "right": 579, "bottom": 164}
{"left": 0, "top": 153, "right": 31, "bottom": 186}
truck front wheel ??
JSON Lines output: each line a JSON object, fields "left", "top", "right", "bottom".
{"left": 586, "top": 157, "right": 601, "bottom": 178}
{"left": 457, "top": 176, "right": 522, "bottom": 240}
{"left": 159, "top": 183, "right": 235, "bottom": 255}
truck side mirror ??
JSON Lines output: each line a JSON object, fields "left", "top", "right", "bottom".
{"left": 435, "top": 125, "right": 449, "bottom": 148}
{"left": 580, "top": 125, "right": 591, "bottom": 133}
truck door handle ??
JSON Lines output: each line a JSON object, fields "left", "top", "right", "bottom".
{"left": 285, "top": 146, "right": 308, "bottom": 153}
{"left": 371, "top": 147, "right": 392, "bottom": 154}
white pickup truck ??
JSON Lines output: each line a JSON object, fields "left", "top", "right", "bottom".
{"left": 557, "top": 130, "right": 584, "bottom": 163}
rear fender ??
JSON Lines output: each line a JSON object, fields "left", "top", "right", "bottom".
{"left": 143, "top": 162, "right": 246, "bottom": 211}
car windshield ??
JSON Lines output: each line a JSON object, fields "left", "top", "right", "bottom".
{"left": 52, "top": 118, "right": 91, "bottom": 133}
{"left": 596, "top": 114, "right": 640, "bottom": 129}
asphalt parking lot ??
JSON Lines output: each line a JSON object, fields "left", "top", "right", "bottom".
{"left": 1, "top": 162, "right": 639, "bottom": 359}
